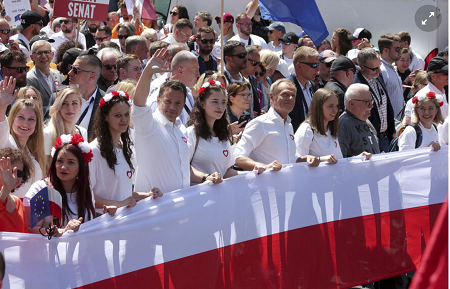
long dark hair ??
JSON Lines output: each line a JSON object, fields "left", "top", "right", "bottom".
{"left": 92, "top": 97, "right": 134, "bottom": 174}
{"left": 174, "top": 5, "right": 189, "bottom": 20}
{"left": 49, "top": 144, "right": 95, "bottom": 225}
{"left": 305, "top": 88, "right": 339, "bottom": 139}
{"left": 187, "top": 85, "right": 230, "bottom": 142}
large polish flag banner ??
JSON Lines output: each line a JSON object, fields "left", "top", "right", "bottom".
{"left": 0, "top": 147, "right": 447, "bottom": 289}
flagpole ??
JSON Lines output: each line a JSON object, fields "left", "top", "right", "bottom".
{"left": 220, "top": 0, "right": 224, "bottom": 75}
{"left": 75, "top": 19, "right": 81, "bottom": 48}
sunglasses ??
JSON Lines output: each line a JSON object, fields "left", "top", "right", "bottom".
{"left": 103, "top": 64, "right": 117, "bottom": 70}
{"left": 5, "top": 66, "right": 29, "bottom": 73}
{"left": 434, "top": 70, "right": 448, "bottom": 76}
{"left": 362, "top": 64, "right": 380, "bottom": 72}
{"left": 352, "top": 99, "right": 374, "bottom": 106}
{"left": 95, "top": 36, "right": 109, "bottom": 42}
{"left": 300, "top": 62, "right": 319, "bottom": 68}
{"left": 200, "top": 38, "right": 215, "bottom": 44}
{"left": 16, "top": 170, "right": 25, "bottom": 178}
{"left": 170, "top": 11, "right": 179, "bottom": 16}
{"left": 69, "top": 64, "right": 94, "bottom": 75}
{"left": 0, "top": 29, "right": 11, "bottom": 34}
{"left": 118, "top": 35, "right": 129, "bottom": 40}
{"left": 230, "top": 52, "right": 247, "bottom": 59}
{"left": 248, "top": 58, "right": 261, "bottom": 66}
{"left": 393, "top": 46, "right": 403, "bottom": 52}
{"left": 61, "top": 20, "right": 71, "bottom": 24}
{"left": 32, "top": 50, "right": 51, "bottom": 56}
{"left": 255, "top": 72, "right": 264, "bottom": 77}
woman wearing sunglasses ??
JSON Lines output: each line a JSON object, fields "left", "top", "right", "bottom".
{"left": 160, "top": 5, "right": 189, "bottom": 36}
{"left": 0, "top": 77, "right": 46, "bottom": 200}
{"left": 43, "top": 87, "right": 86, "bottom": 166}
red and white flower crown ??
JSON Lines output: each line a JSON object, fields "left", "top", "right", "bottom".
{"left": 198, "top": 80, "right": 226, "bottom": 99}
{"left": 412, "top": 91, "right": 444, "bottom": 107}
{"left": 51, "top": 134, "right": 94, "bottom": 164}
{"left": 99, "top": 91, "right": 130, "bottom": 108}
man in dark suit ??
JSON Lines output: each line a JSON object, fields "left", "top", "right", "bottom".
{"left": 67, "top": 53, "right": 105, "bottom": 139}
{"left": 324, "top": 56, "right": 359, "bottom": 115}
{"left": 288, "top": 46, "right": 319, "bottom": 132}
{"left": 354, "top": 48, "right": 395, "bottom": 152}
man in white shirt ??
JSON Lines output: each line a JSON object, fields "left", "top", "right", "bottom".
{"left": 264, "top": 22, "right": 285, "bottom": 53}
{"left": 420, "top": 57, "right": 448, "bottom": 117}
{"left": 10, "top": 11, "right": 43, "bottom": 61}
{"left": 133, "top": 48, "right": 222, "bottom": 193}
{"left": 396, "top": 31, "right": 425, "bottom": 71}
{"left": 234, "top": 79, "right": 319, "bottom": 172}
{"left": 276, "top": 32, "right": 298, "bottom": 77}
{"left": 50, "top": 18, "right": 87, "bottom": 51}
{"left": 162, "top": 19, "right": 193, "bottom": 45}
{"left": 229, "top": 13, "right": 268, "bottom": 50}
{"left": 378, "top": 34, "right": 405, "bottom": 120}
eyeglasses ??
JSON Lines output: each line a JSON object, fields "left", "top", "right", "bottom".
{"left": 0, "top": 29, "right": 11, "bottom": 34}
{"left": 69, "top": 64, "right": 94, "bottom": 75}
{"left": 255, "top": 72, "right": 264, "bottom": 77}
{"left": 61, "top": 20, "right": 71, "bottom": 24}
{"left": 170, "top": 11, "right": 179, "bottom": 16}
{"left": 352, "top": 98, "right": 374, "bottom": 106}
{"left": 103, "top": 64, "right": 117, "bottom": 70}
{"left": 200, "top": 38, "right": 215, "bottom": 44}
{"left": 433, "top": 70, "right": 448, "bottom": 76}
{"left": 118, "top": 35, "right": 129, "bottom": 40}
{"left": 32, "top": 50, "right": 51, "bottom": 56}
{"left": 34, "top": 22, "right": 44, "bottom": 27}
{"left": 237, "top": 22, "right": 252, "bottom": 27}
{"left": 362, "top": 64, "right": 380, "bottom": 72}
{"left": 321, "top": 62, "right": 333, "bottom": 68}
{"left": 5, "top": 66, "right": 29, "bottom": 73}
{"left": 300, "top": 62, "right": 319, "bottom": 68}
{"left": 229, "top": 52, "right": 247, "bottom": 59}
{"left": 267, "top": 31, "right": 273, "bottom": 34}
{"left": 179, "top": 29, "right": 192, "bottom": 38}
{"left": 236, "top": 93, "right": 251, "bottom": 99}
{"left": 248, "top": 58, "right": 261, "bottom": 66}
{"left": 16, "top": 170, "right": 25, "bottom": 178}
{"left": 95, "top": 36, "right": 109, "bottom": 42}
{"left": 392, "top": 46, "right": 403, "bottom": 52}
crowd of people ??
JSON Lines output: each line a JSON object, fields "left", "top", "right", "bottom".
{"left": 0, "top": 0, "right": 447, "bottom": 287}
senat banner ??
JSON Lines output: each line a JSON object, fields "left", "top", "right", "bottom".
{"left": 0, "top": 147, "right": 447, "bottom": 289}
{"left": 53, "top": 0, "right": 109, "bottom": 22}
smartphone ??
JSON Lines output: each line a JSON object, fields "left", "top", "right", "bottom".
{"left": 238, "top": 114, "right": 250, "bottom": 128}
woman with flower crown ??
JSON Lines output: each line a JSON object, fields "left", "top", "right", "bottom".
{"left": 398, "top": 90, "right": 444, "bottom": 151}
{"left": 23, "top": 134, "right": 107, "bottom": 236}
{"left": 89, "top": 91, "right": 162, "bottom": 214}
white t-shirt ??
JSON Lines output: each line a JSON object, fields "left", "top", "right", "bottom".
{"left": 131, "top": 104, "right": 191, "bottom": 193}
{"left": 43, "top": 125, "right": 88, "bottom": 155}
{"left": 186, "top": 126, "right": 235, "bottom": 177}
{"left": 398, "top": 122, "right": 439, "bottom": 151}
{"left": 294, "top": 122, "right": 343, "bottom": 159}
{"left": 50, "top": 30, "right": 86, "bottom": 51}
{"left": 89, "top": 139, "right": 134, "bottom": 213}
{"left": 161, "top": 34, "right": 178, "bottom": 44}
{"left": 234, "top": 107, "right": 297, "bottom": 165}
{"left": 24, "top": 179, "right": 94, "bottom": 227}
{"left": 268, "top": 41, "right": 282, "bottom": 53}
{"left": 228, "top": 34, "right": 268, "bottom": 50}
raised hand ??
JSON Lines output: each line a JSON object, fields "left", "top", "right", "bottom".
{"left": 0, "top": 157, "right": 19, "bottom": 192}
{"left": 0, "top": 76, "right": 17, "bottom": 106}
{"left": 146, "top": 48, "right": 171, "bottom": 74}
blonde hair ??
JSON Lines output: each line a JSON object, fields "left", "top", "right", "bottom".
{"left": 115, "top": 79, "right": 137, "bottom": 99}
{"left": 8, "top": 99, "right": 46, "bottom": 177}
{"left": 47, "top": 88, "right": 83, "bottom": 151}
{"left": 17, "top": 86, "right": 43, "bottom": 109}
{"left": 413, "top": 98, "right": 444, "bottom": 125}
{"left": 259, "top": 49, "right": 280, "bottom": 71}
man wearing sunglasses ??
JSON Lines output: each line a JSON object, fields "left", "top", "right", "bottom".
{"left": 193, "top": 26, "right": 217, "bottom": 75}
{"left": 94, "top": 26, "right": 112, "bottom": 48}
{"left": 96, "top": 48, "right": 121, "bottom": 92}
{"left": 276, "top": 32, "right": 298, "bottom": 78}
{"left": 379, "top": 34, "right": 404, "bottom": 120}
{"left": 354, "top": 48, "right": 396, "bottom": 153}
{"left": 317, "top": 49, "right": 336, "bottom": 88}
{"left": 288, "top": 46, "right": 319, "bottom": 132}
{"left": 162, "top": 19, "right": 193, "bottom": 45}
{"left": 50, "top": 18, "right": 86, "bottom": 51}
{"left": 9, "top": 11, "right": 43, "bottom": 61}
{"left": 0, "top": 51, "right": 28, "bottom": 89}
{"left": 264, "top": 22, "right": 285, "bottom": 53}
{"left": 228, "top": 13, "right": 268, "bottom": 50}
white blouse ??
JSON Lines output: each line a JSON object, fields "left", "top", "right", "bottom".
{"left": 399, "top": 122, "right": 439, "bottom": 151}
{"left": 294, "top": 122, "right": 343, "bottom": 159}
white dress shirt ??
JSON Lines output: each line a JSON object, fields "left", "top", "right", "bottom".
{"left": 229, "top": 34, "right": 268, "bottom": 50}
{"left": 50, "top": 30, "right": 86, "bottom": 51}
{"left": 234, "top": 107, "right": 297, "bottom": 165}
{"left": 132, "top": 104, "right": 191, "bottom": 193}
{"left": 268, "top": 41, "right": 282, "bottom": 53}
{"left": 77, "top": 87, "right": 98, "bottom": 130}
{"left": 161, "top": 34, "right": 177, "bottom": 44}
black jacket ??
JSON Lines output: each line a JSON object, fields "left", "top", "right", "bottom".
{"left": 287, "top": 74, "right": 316, "bottom": 132}
{"left": 324, "top": 78, "right": 347, "bottom": 115}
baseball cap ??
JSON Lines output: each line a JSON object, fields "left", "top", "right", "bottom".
{"left": 427, "top": 57, "right": 448, "bottom": 73}
{"left": 62, "top": 48, "right": 83, "bottom": 72}
{"left": 346, "top": 49, "right": 360, "bottom": 61}
{"left": 278, "top": 32, "right": 299, "bottom": 45}
{"left": 331, "top": 56, "right": 361, "bottom": 72}
{"left": 319, "top": 50, "right": 337, "bottom": 63}
{"left": 263, "top": 22, "right": 286, "bottom": 34}
{"left": 29, "top": 34, "right": 55, "bottom": 49}
{"left": 215, "top": 13, "right": 234, "bottom": 23}
{"left": 348, "top": 28, "right": 372, "bottom": 41}
{"left": 17, "top": 11, "right": 43, "bottom": 30}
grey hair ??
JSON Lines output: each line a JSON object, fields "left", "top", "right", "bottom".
{"left": 171, "top": 50, "right": 197, "bottom": 70}
{"left": 125, "top": 35, "right": 146, "bottom": 54}
{"left": 195, "top": 11, "right": 213, "bottom": 26}
{"left": 168, "top": 43, "right": 189, "bottom": 57}
{"left": 96, "top": 47, "right": 121, "bottom": 61}
{"left": 31, "top": 40, "right": 51, "bottom": 53}
{"left": 52, "top": 18, "right": 63, "bottom": 31}
{"left": 116, "top": 22, "right": 136, "bottom": 36}
{"left": 141, "top": 28, "right": 157, "bottom": 39}
{"left": 269, "top": 79, "right": 296, "bottom": 97}
{"left": 344, "top": 83, "right": 369, "bottom": 107}
{"left": 357, "top": 48, "right": 379, "bottom": 66}
{"left": 245, "top": 45, "right": 259, "bottom": 57}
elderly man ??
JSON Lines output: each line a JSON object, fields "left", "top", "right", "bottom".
{"left": 265, "top": 22, "right": 285, "bottom": 52}
{"left": 324, "top": 56, "right": 359, "bottom": 114}
{"left": 229, "top": 13, "right": 268, "bottom": 49}
{"left": 132, "top": 48, "right": 222, "bottom": 193}
{"left": 96, "top": 48, "right": 121, "bottom": 91}
{"left": 317, "top": 49, "right": 337, "bottom": 88}
{"left": 68, "top": 53, "right": 105, "bottom": 138}
{"left": 10, "top": 11, "right": 43, "bottom": 60}
{"left": 234, "top": 79, "right": 319, "bottom": 171}
{"left": 117, "top": 54, "right": 142, "bottom": 81}
{"left": 162, "top": 19, "right": 193, "bottom": 44}
{"left": 193, "top": 26, "right": 217, "bottom": 75}
{"left": 339, "top": 83, "right": 380, "bottom": 158}
{"left": 26, "top": 40, "right": 64, "bottom": 121}
{"left": 288, "top": 46, "right": 319, "bottom": 132}
{"left": 354, "top": 48, "right": 395, "bottom": 152}
{"left": 50, "top": 18, "right": 86, "bottom": 51}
